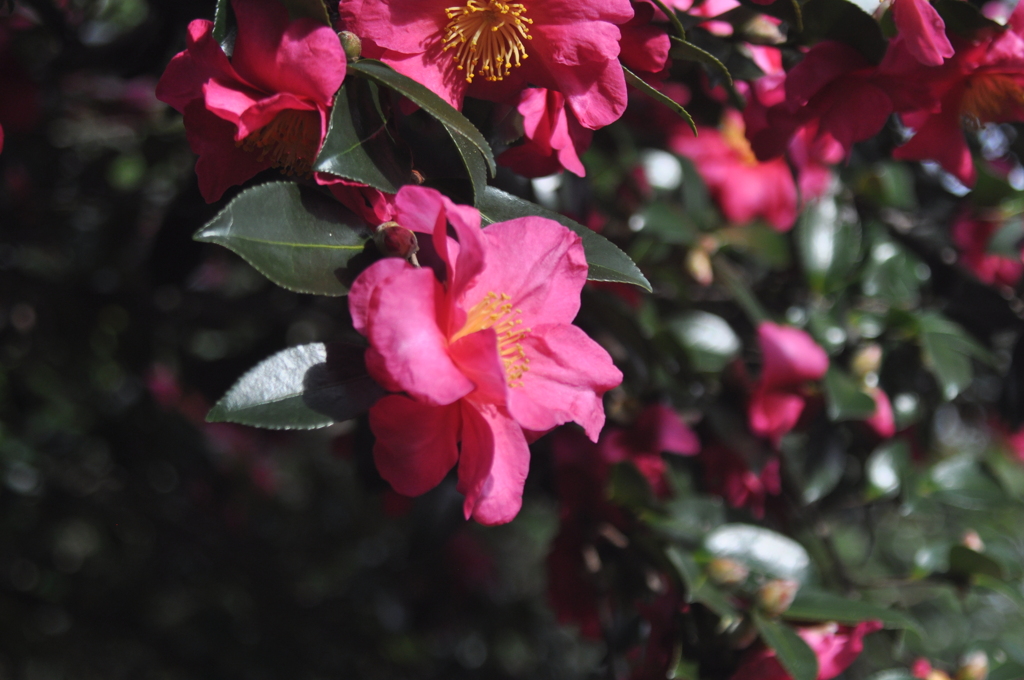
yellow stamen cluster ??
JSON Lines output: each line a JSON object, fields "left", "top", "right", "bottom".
{"left": 453, "top": 291, "right": 531, "bottom": 388}
{"left": 960, "top": 74, "right": 1024, "bottom": 128}
{"left": 720, "top": 113, "right": 758, "bottom": 165}
{"left": 239, "top": 109, "right": 320, "bottom": 176}
{"left": 442, "top": 0, "right": 533, "bottom": 83}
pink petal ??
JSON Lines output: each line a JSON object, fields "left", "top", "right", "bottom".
{"left": 748, "top": 388, "right": 806, "bottom": 445}
{"left": 182, "top": 101, "right": 271, "bottom": 202}
{"left": 156, "top": 19, "right": 243, "bottom": 113}
{"left": 758, "top": 322, "right": 829, "bottom": 389}
{"left": 893, "top": 107, "right": 975, "bottom": 186}
{"left": 458, "top": 401, "right": 530, "bottom": 525}
{"left": 363, "top": 266, "right": 474, "bottom": 406}
{"left": 370, "top": 395, "right": 460, "bottom": 496}
{"left": 449, "top": 328, "right": 509, "bottom": 406}
{"left": 348, "top": 257, "right": 410, "bottom": 334}
{"left": 800, "top": 621, "right": 883, "bottom": 680}
{"left": 508, "top": 323, "right": 623, "bottom": 440}
{"left": 866, "top": 388, "right": 896, "bottom": 438}
{"left": 892, "top": 0, "right": 953, "bottom": 66}
{"left": 644, "top": 404, "right": 701, "bottom": 455}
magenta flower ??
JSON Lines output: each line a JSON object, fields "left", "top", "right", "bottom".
{"left": 156, "top": 0, "right": 346, "bottom": 202}
{"left": 670, "top": 110, "right": 798, "bottom": 231}
{"left": 731, "top": 621, "right": 883, "bottom": 680}
{"left": 349, "top": 186, "right": 622, "bottom": 524}
{"left": 702, "top": 444, "right": 781, "bottom": 519}
{"left": 748, "top": 322, "right": 829, "bottom": 445}
{"left": 619, "top": 1, "right": 671, "bottom": 76}
{"left": 599, "top": 404, "right": 700, "bottom": 495}
{"left": 866, "top": 388, "right": 896, "bottom": 439}
{"left": 498, "top": 87, "right": 592, "bottom": 177}
{"left": 952, "top": 211, "right": 1024, "bottom": 287}
{"left": 891, "top": 0, "right": 954, "bottom": 66}
{"left": 337, "top": 0, "right": 633, "bottom": 130}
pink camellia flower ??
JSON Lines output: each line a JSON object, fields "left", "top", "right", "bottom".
{"left": 349, "top": 185, "right": 622, "bottom": 524}
{"left": 702, "top": 444, "right": 781, "bottom": 519}
{"left": 155, "top": 0, "right": 346, "bottom": 202}
{"left": 336, "top": 0, "right": 633, "bottom": 130}
{"left": 892, "top": 0, "right": 954, "bottom": 66}
{"left": 670, "top": 109, "right": 799, "bottom": 231}
{"left": 619, "top": 0, "right": 671, "bottom": 76}
{"left": 866, "top": 388, "right": 897, "bottom": 438}
{"left": 731, "top": 621, "right": 883, "bottom": 680}
{"left": 952, "top": 211, "right": 1024, "bottom": 287}
{"left": 748, "top": 322, "right": 829, "bottom": 445}
{"left": 498, "top": 87, "right": 592, "bottom": 177}
{"left": 599, "top": 404, "right": 700, "bottom": 495}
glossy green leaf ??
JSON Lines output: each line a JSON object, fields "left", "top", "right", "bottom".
{"left": 800, "top": 0, "right": 887, "bottom": 63}
{"left": 608, "top": 462, "right": 655, "bottom": 509}
{"left": 823, "top": 367, "right": 877, "bottom": 421}
{"left": 194, "top": 182, "right": 372, "bottom": 296}
{"left": 948, "top": 545, "right": 1005, "bottom": 580}
{"left": 649, "top": 0, "right": 686, "bottom": 39}
{"left": 976, "top": 573, "right": 1024, "bottom": 612}
{"left": 783, "top": 589, "right": 923, "bottom": 633}
{"left": 752, "top": 612, "right": 819, "bottom": 680}
{"left": 990, "top": 662, "right": 1024, "bottom": 680}
{"left": 987, "top": 215, "right": 1024, "bottom": 258}
{"left": 916, "top": 311, "right": 992, "bottom": 400}
{"left": 797, "top": 196, "right": 862, "bottom": 294}
{"left": 445, "top": 123, "right": 489, "bottom": 203}
{"left": 314, "top": 79, "right": 414, "bottom": 193}
{"left": 934, "top": 0, "right": 1003, "bottom": 35}
{"left": 862, "top": 227, "right": 926, "bottom": 308}
{"left": 648, "top": 495, "right": 726, "bottom": 542}
{"left": 278, "top": 0, "right": 329, "bottom": 24}
{"left": 718, "top": 224, "right": 792, "bottom": 270}
{"left": 623, "top": 64, "right": 697, "bottom": 136}
{"left": 857, "top": 163, "right": 917, "bottom": 210}
{"left": 668, "top": 37, "right": 733, "bottom": 86}
{"left": 665, "top": 547, "right": 741, "bottom": 624}
{"left": 867, "top": 670, "right": 917, "bottom": 680}
{"left": 476, "top": 187, "right": 652, "bottom": 290}
{"left": 705, "top": 524, "right": 812, "bottom": 583}
{"left": 927, "top": 455, "right": 1005, "bottom": 510}
{"left": 213, "top": 0, "right": 231, "bottom": 42}
{"left": 347, "top": 59, "right": 496, "bottom": 177}
{"left": 783, "top": 426, "right": 847, "bottom": 504}
{"left": 207, "top": 343, "right": 386, "bottom": 429}
{"left": 866, "top": 440, "right": 909, "bottom": 500}
{"left": 668, "top": 311, "right": 741, "bottom": 373}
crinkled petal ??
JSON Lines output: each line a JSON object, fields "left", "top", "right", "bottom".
{"left": 348, "top": 257, "right": 411, "bottom": 334}
{"left": 182, "top": 100, "right": 272, "bottom": 202}
{"left": 893, "top": 107, "right": 975, "bottom": 186}
{"left": 892, "top": 0, "right": 953, "bottom": 66}
{"left": 458, "top": 401, "right": 530, "bottom": 525}
{"left": 449, "top": 329, "right": 509, "bottom": 406}
{"left": 508, "top": 323, "right": 622, "bottom": 440}
{"left": 156, "top": 19, "right": 244, "bottom": 112}
{"left": 370, "top": 395, "right": 460, "bottom": 496}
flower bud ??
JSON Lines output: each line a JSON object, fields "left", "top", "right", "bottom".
{"left": 338, "top": 31, "right": 362, "bottom": 61}
{"left": 686, "top": 248, "right": 713, "bottom": 286}
{"left": 756, "top": 578, "right": 800, "bottom": 617}
{"left": 961, "top": 530, "right": 984, "bottom": 552}
{"left": 955, "top": 651, "right": 988, "bottom": 680}
{"left": 851, "top": 343, "right": 883, "bottom": 378}
{"left": 374, "top": 221, "right": 419, "bottom": 262}
{"left": 707, "top": 558, "right": 750, "bottom": 587}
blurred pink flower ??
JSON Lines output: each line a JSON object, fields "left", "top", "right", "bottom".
{"left": 619, "top": 0, "right": 671, "bottom": 76}
{"left": 498, "top": 87, "right": 592, "bottom": 177}
{"left": 670, "top": 109, "right": 798, "bottom": 231}
{"left": 350, "top": 186, "right": 621, "bottom": 524}
{"left": 952, "top": 211, "right": 1024, "bottom": 287}
{"left": 156, "top": 0, "right": 346, "bottom": 201}
{"left": 731, "top": 621, "right": 883, "bottom": 680}
{"left": 748, "top": 322, "right": 829, "bottom": 445}
{"left": 702, "top": 444, "right": 781, "bottom": 519}
{"left": 892, "top": 0, "right": 954, "bottom": 66}
{"left": 337, "top": 0, "right": 633, "bottom": 129}
{"left": 866, "top": 388, "right": 897, "bottom": 438}
{"left": 599, "top": 404, "right": 700, "bottom": 495}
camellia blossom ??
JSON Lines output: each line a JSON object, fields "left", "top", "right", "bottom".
{"left": 701, "top": 444, "right": 781, "bottom": 519}
{"left": 498, "top": 87, "right": 592, "bottom": 177}
{"left": 349, "top": 185, "right": 622, "bottom": 524}
{"left": 337, "top": 0, "right": 633, "bottom": 130}
{"left": 951, "top": 211, "right": 1024, "bottom": 287}
{"left": 748, "top": 322, "right": 829, "bottom": 445}
{"left": 731, "top": 621, "right": 883, "bottom": 680}
{"left": 156, "top": 0, "right": 346, "bottom": 202}
{"left": 599, "top": 403, "right": 700, "bottom": 495}
{"left": 891, "top": 0, "right": 954, "bottom": 67}
{"left": 670, "top": 109, "right": 799, "bottom": 231}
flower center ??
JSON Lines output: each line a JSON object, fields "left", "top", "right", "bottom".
{"left": 720, "top": 111, "right": 758, "bottom": 165}
{"left": 960, "top": 74, "right": 1024, "bottom": 127}
{"left": 239, "top": 109, "right": 320, "bottom": 176}
{"left": 442, "top": 0, "right": 533, "bottom": 84}
{"left": 452, "top": 291, "right": 531, "bottom": 388}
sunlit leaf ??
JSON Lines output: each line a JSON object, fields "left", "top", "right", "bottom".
{"left": 797, "top": 196, "right": 862, "bottom": 294}
{"left": 705, "top": 524, "right": 812, "bottom": 583}
{"left": 668, "top": 311, "right": 741, "bottom": 373}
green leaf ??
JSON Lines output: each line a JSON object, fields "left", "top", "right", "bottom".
{"left": 867, "top": 670, "right": 918, "bottom": 680}
{"left": 857, "top": 162, "right": 917, "bottom": 210}
{"left": 445, "top": 123, "right": 489, "bottom": 203}
{"left": 987, "top": 215, "right": 1024, "bottom": 258}
{"left": 649, "top": 0, "right": 686, "bottom": 40}
{"left": 277, "top": 0, "right": 329, "bottom": 24}
{"left": 668, "top": 37, "right": 733, "bottom": 86}
{"left": 782, "top": 426, "right": 847, "bottom": 505}
{"left": 622, "top": 64, "right": 697, "bottom": 136}
{"left": 194, "top": 182, "right": 372, "bottom": 296}
{"left": 783, "top": 589, "right": 923, "bottom": 633}
{"left": 822, "top": 367, "right": 877, "bottom": 421}
{"left": 916, "top": 311, "right": 992, "bottom": 400}
{"left": 934, "top": 0, "right": 1003, "bottom": 35}
{"left": 607, "top": 462, "right": 655, "bottom": 509}
{"left": 800, "top": 0, "right": 888, "bottom": 63}
{"left": 990, "top": 662, "right": 1024, "bottom": 680}
{"left": 705, "top": 524, "right": 812, "bottom": 583}
{"left": 927, "top": 455, "right": 1005, "bottom": 510}
{"left": 866, "top": 440, "right": 909, "bottom": 500}
{"left": 347, "top": 59, "right": 496, "bottom": 177}
{"left": 477, "top": 187, "right": 652, "bottom": 290}
{"left": 665, "top": 547, "right": 741, "bottom": 624}
{"left": 213, "top": 0, "right": 231, "bottom": 43}
{"left": 668, "top": 311, "right": 741, "bottom": 373}
{"left": 718, "top": 224, "right": 792, "bottom": 270}
{"left": 207, "top": 343, "right": 386, "bottom": 429}
{"left": 797, "top": 196, "right": 862, "bottom": 294}
{"left": 314, "top": 79, "right": 414, "bottom": 193}
{"left": 948, "top": 545, "right": 1005, "bottom": 580}
{"left": 752, "top": 612, "right": 819, "bottom": 680}
{"left": 862, "top": 226, "right": 926, "bottom": 308}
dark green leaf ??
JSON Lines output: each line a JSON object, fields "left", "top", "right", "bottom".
{"left": 194, "top": 182, "right": 372, "bottom": 296}
{"left": 608, "top": 462, "right": 654, "bottom": 509}
{"left": 822, "top": 367, "right": 877, "bottom": 421}
{"left": 718, "top": 224, "right": 792, "bottom": 270}
{"left": 752, "top": 612, "right": 819, "bottom": 680}
{"left": 866, "top": 440, "right": 909, "bottom": 500}
{"left": 650, "top": 0, "right": 687, "bottom": 39}
{"left": 623, "top": 64, "right": 697, "bottom": 136}
{"left": 948, "top": 545, "right": 1005, "bottom": 580}
{"left": 668, "top": 311, "right": 741, "bottom": 373}
{"left": 782, "top": 426, "right": 847, "bottom": 504}
{"left": 797, "top": 196, "right": 862, "bottom": 294}
{"left": 669, "top": 37, "right": 733, "bottom": 86}
{"left": 975, "top": 574, "right": 1024, "bottom": 612}
{"left": 857, "top": 162, "right": 917, "bottom": 210}
{"left": 213, "top": 0, "right": 231, "bottom": 42}
{"left": 862, "top": 226, "right": 926, "bottom": 308}
{"left": 347, "top": 59, "right": 496, "bottom": 177}
{"left": 277, "top": 0, "right": 329, "bottom": 24}
{"left": 990, "top": 662, "right": 1024, "bottom": 680}
{"left": 934, "top": 0, "right": 1003, "bottom": 35}
{"left": 665, "top": 547, "right": 741, "bottom": 624}
{"left": 705, "top": 524, "right": 812, "bottom": 583}
{"left": 207, "top": 343, "right": 385, "bottom": 429}
{"left": 927, "top": 455, "right": 1005, "bottom": 509}
{"left": 988, "top": 215, "right": 1024, "bottom": 258}
{"left": 800, "top": 0, "right": 887, "bottom": 63}
{"left": 783, "top": 589, "right": 923, "bottom": 633}
{"left": 477, "top": 187, "right": 652, "bottom": 290}
{"left": 445, "top": 123, "right": 489, "bottom": 203}
{"left": 916, "top": 311, "right": 992, "bottom": 400}
{"left": 314, "top": 80, "right": 414, "bottom": 193}
{"left": 647, "top": 495, "right": 726, "bottom": 542}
